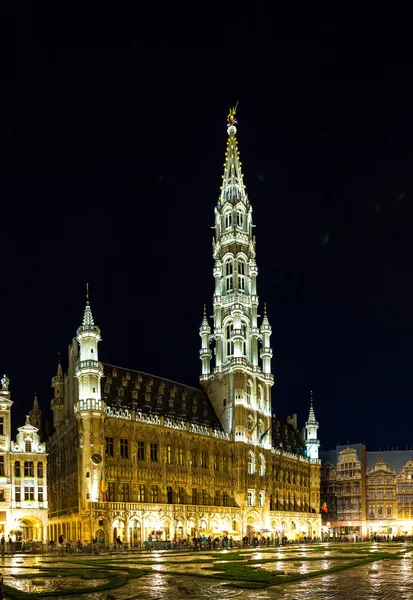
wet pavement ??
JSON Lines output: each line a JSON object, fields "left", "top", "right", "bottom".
{"left": 1, "top": 543, "right": 412, "bottom": 598}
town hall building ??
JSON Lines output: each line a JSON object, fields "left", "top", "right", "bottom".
{"left": 46, "top": 109, "right": 321, "bottom": 545}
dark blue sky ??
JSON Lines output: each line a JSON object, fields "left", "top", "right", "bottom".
{"left": 1, "top": 14, "right": 413, "bottom": 447}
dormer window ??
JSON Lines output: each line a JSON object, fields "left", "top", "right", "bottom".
{"left": 25, "top": 441, "right": 32, "bottom": 452}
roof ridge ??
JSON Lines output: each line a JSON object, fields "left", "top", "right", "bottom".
{"left": 102, "top": 362, "right": 205, "bottom": 394}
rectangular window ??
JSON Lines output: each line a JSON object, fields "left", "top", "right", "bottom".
{"left": 14, "top": 461, "right": 21, "bottom": 478}
{"left": 223, "top": 455, "right": 228, "bottom": 472}
{"left": 167, "top": 485, "right": 173, "bottom": 504}
{"left": 15, "top": 487, "right": 21, "bottom": 502}
{"left": 214, "top": 491, "right": 220, "bottom": 506}
{"left": 258, "top": 492, "right": 264, "bottom": 507}
{"left": 386, "top": 489, "right": 393, "bottom": 499}
{"left": 192, "top": 488, "right": 197, "bottom": 505}
{"left": 214, "top": 455, "right": 218, "bottom": 471}
{"left": 37, "top": 462, "right": 43, "bottom": 478}
{"left": 105, "top": 437, "right": 114, "bottom": 457}
{"left": 178, "top": 487, "right": 185, "bottom": 504}
{"left": 150, "top": 443, "right": 158, "bottom": 462}
{"left": 24, "top": 461, "right": 34, "bottom": 477}
{"left": 25, "top": 442, "right": 32, "bottom": 452}
{"left": 0, "top": 456, "right": 4, "bottom": 477}
{"left": 247, "top": 490, "right": 254, "bottom": 507}
{"left": 166, "top": 445, "right": 171, "bottom": 464}
{"left": 107, "top": 482, "right": 115, "bottom": 502}
{"left": 201, "top": 452, "right": 208, "bottom": 469}
{"left": 38, "top": 486, "right": 44, "bottom": 502}
{"left": 0, "top": 417, "right": 3, "bottom": 435}
{"left": 137, "top": 484, "right": 145, "bottom": 502}
{"left": 24, "top": 486, "right": 35, "bottom": 501}
{"left": 223, "top": 492, "right": 229, "bottom": 507}
{"left": 120, "top": 483, "right": 130, "bottom": 502}
{"left": 150, "top": 485, "right": 159, "bottom": 503}
{"left": 0, "top": 489, "right": 4, "bottom": 502}
{"left": 191, "top": 450, "right": 197, "bottom": 468}
{"left": 177, "top": 447, "right": 183, "bottom": 465}
{"left": 120, "top": 438, "right": 129, "bottom": 459}
{"left": 201, "top": 489, "right": 208, "bottom": 505}
{"left": 137, "top": 441, "right": 145, "bottom": 461}
{"left": 387, "top": 505, "right": 392, "bottom": 516}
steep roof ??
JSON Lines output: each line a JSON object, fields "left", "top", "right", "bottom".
{"left": 101, "top": 363, "right": 223, "bottom": 430}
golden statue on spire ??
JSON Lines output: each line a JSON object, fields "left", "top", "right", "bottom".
{"left": 227, "top": 104, "right": 238, "bottom": 126}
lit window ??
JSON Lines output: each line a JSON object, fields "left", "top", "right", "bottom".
{"left": 247, "top": 453, "right": 254, "bottom": 474}
{"left": 247, "top": 490, "right": 254, "bottom": 506}
{"left": 137, "top": 484, "right": 145, "bottom": 502}
{"left": 166, "top": 445, "right": 171, "bottom": 464}
{"left": 150, "top": 485, "right": 158, "bottom": 503}
{"left": 177, "top": 447, "right": 184, "bottom": 465}
{"left": 24, "top": 461, "right": 34, "bottom": 477}
{"left": 258, "top": 491, "right": 264, "bottom": 507}
{"left": 246, "top": 382, "right": 252, "bottom": 405}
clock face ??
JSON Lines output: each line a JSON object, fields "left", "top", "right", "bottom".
{"left": 91, "top": 452, "right": 103, "bottom": 464}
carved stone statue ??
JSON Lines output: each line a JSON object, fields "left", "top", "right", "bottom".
{"left": 1, "top": 374, "right": 10, "bottom": 391}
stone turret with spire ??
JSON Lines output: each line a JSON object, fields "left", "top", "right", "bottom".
{"left": 29, "top": 391, "right": 43, "bottom": 438}
{"left": 200, "top": 106, "right": 273, "bottom": 445}
{"left": 305, "top": 390, "right": 320, "bottom": 459}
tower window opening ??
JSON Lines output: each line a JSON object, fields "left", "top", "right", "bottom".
{"left": 91, "top": 349, "right": 94, "bottom": 353}
{"left": 238, "top": 259, "right": 246, "bottom": 291}
{"left": 236, "top": 210, "right": 244, "bottom": 229}
{"left": 225, "top": 260, "right": 233, "bottom": 293}
{"left": 224, "top": 211, "right": 232, "bottom": 230}
{"left": 226, "top": 322, "right": 234, "bottom": 357}
{"left": 241, "top": 322, "right": 247, "bottom": 356}
{"left": 246, "top": 382, "right": 252, "bottom": 405}
{"left": 92, "top": 387, "right": 95, "bottom": 393}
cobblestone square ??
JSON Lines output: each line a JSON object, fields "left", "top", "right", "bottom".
{"left": 1, "top": 542, "right": 412, "bottom": 599}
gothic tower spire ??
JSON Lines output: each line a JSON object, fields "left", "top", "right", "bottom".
{"left": 200, "top": 108, "right": 273, "bottom": 446}
{"left": 305, "top": 390, "right": 320, "bottom": 459}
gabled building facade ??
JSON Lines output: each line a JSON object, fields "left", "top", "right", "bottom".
{"left": 0, "top": 377, "right": 48, "bottom": 541}
{"left": 47, "top": 109, "right": 321, "bottom": 545}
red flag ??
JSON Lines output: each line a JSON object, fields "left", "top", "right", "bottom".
{"left": 321, "top": 502, "right": 328, "bottom": 513}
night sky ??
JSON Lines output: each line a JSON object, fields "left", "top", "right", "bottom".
{"left": 1, "top": 14, "right": 413, "bottom": 448}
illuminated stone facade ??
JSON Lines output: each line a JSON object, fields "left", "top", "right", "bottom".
{"left": 47, "top": 111, "right": 321, "bottom": 545}
{"left": 321, "top": 445, "right": 413, "bottom": 538}
{"left": 0, "top": 378, "right": 48, "bottom": 541}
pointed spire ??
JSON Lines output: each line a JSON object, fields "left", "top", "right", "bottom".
{"left": 220, "top": 104, "right": 246, "bottom": 204}
{"left": 307, "top": 390, "right": 317, "bottom": 424}
{"left": 82, "top": 282, "right": 95, "bottom": 326}
{"left": 202, "top": 303, "right": 209, "bottom": 325}
{"left": 33, "top": 391, "right": 39, "bottom": 411}
{"left": 57, "top": 352, "right": 63, "bottom": 378}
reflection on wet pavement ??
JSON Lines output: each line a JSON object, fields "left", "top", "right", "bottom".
{"left": 1, "top": 543, "right": 413, "bottom": 599}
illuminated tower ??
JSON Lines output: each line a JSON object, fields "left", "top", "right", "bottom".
{"left": 51, "top": 356, "right": 65, "bottom": 429}
{"left": 200, "top": 107, "right": 273, "bottom": 447}
{"left": 74, "top": 288, "right": 105, "bottom": 517}
{"left": 305, "top": 391, "right": 319, "bottom": 459}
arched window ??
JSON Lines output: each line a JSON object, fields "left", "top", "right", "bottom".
{"left": 238, "top": 259, "right": 246, "bottom": 292}
{"left": 246, "top": 381, "right": 252, "bottom": 405}
{"left": 224, "top": 210, "right": 232, "bottom": 230}
{"left": 247, "top": 452, "right": 255, "bottom": 474}
{"left": 257, "top": 386, "right": 263, "bottom": 409}
{"left": 259, "top": 454, "right": 265, "bottom": 476}
{"left": 241, "top": 321, "right": 247, "bottom": 356}
{"left": 226, "top": 322, "right": 234, "bottom": 357}
{"left": 225, "top": 260, "right": 233, "bottom": 293}
{"left": 236, "top": 210, "right": 244, "bottom": 230}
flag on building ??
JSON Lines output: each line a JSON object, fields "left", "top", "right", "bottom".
{"left": 321, "top": 502, "right": 328, "bottom": 513}
{"left": 259, "top": 426, "right": 271, "bottom": 444}
{"left": 246, "top": 419, "right": 260, "bottom": 439}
